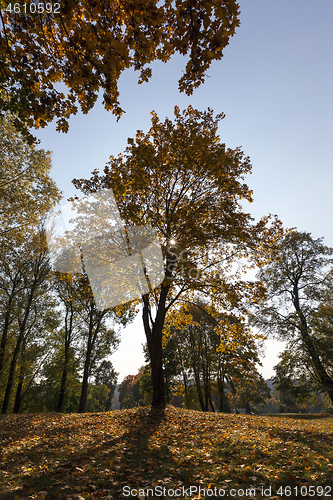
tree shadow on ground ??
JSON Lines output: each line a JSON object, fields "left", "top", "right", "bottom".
{"left": 0, "top": 408, "right": 176, "bottom": 499}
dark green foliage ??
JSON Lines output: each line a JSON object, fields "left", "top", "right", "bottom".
{"left": 93, "top": 360, "right": 118, "bottom": 411}
{"left": 253, "top": 231, "right": 333, "bottom": 406}
{"left": 118, "top": 374, "right": 144, "bottom": 409}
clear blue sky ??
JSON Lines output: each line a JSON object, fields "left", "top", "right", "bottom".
{"left": 35, "top": 0, "right": 333, "bottom": 382}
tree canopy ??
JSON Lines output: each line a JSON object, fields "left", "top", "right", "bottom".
{"left": 0, "top": 0, "right": 240, "bottom": 132}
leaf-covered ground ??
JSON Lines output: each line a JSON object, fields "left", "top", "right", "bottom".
{"left": 0, "top": 407, "right": 332, "bottom": 499}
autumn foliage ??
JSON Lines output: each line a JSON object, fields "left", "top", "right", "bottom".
{"left": 0, "top": 0, "right": 240, "bottom": 132}
{"left": 0, "top": 407, "right": 333, "bottom": 499}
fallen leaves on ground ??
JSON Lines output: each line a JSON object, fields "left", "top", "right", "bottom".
{"left": 0, "top": 407, "right": 332, "bottom": 499}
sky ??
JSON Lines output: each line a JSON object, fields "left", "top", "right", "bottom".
{"left": 33, "top": 0, "right": 333, "bottom": 382}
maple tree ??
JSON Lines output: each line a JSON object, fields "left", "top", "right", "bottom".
{"left": 0, "top": 0, "right": 240, "bottom": 132}
{"left": 252, "top": 230, "right": 333, "bottom": 406}
{"left": 73, "top": 105, "right": 284, "bottom": 408}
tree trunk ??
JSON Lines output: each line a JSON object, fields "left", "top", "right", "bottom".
{"left": 0, "top": 306, "right": 13, "bottom": 377}
{"left": 56, "top": 306, "right": 73, "bottom": 412}
{"left": 56, "top": 363, "right": 68, "bottom": 413}
{"left": 203, "top": 359, "right": 208, "bottom": 411}
{"left": 13, "top": 343, "right": 26, "bottom": 414}
{"left": 191, "top": 357, "right": 205, "bottom": 411}
{"left": 177, "top": 343, "right": 189, "bottom": 407}
{"left": 163, "top": 353, "right": 170, "bottom": 405}
{"left": 218, "top": 382, "right": 224, "bottom": 412}
{"left": 2, "top": 332, "right": 23, "bottom": 414}
{"left": 148, "top": 330, "right": 166, "bottom": 408}
{"left": 193, "top": 367, "right": 205, "bottom": 411}
{"left": 79, "top": 328, "right": 93, "bottom": 413}
{"left": 79, "top": 360, "right": 90, "bottom": 413}
{"left": 0, "top": 280, "right": 19, "bottom": 377}
{"left": 142, "top": 289, "right": 168, "bottom": 408}
{"left": 13, "top": 378, "right": 23, "bottom": 414}
{"left": 188, "top": 326, "right": 205, "bottom": 411}
{"left": 217, "top": 359, "right": 226, "bottom": 412}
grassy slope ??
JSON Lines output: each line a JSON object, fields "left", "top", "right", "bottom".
{"left": 0, "top": 406, "right": 332, "bottom": 499}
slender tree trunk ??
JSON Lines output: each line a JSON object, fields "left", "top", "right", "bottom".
{"left": 1, "top": 244, "right": 48, "bottom": 414}
{"left": 2, "top": 332, "right": 23, "bottom": 414}
{"left": 0, "top": 308, "right": 12, "bottom": 377}
{"left": 79, "top": 356, "right": 90, "bottom": 413}
{"left": 188, "top": 326, "right": 205, "bottom": 411}
{"left": 79, "top": 317, "right": 94, "bottom": 413}
{"left": 201, "top": 331, "right": 214, "bottom": 411}
{"left": 202, "top": 357, "right": 208, "bottom": 411}
{"left": 301, "top": 322, "right": 333, "bottom": 404}
{"left": 13, "top": 379, "right": 23, "bottom": 414}
{"left": 56, "top": 306, "right": 74, "bottom": 412}
{"left": 163, "top": 351, "right": 170, "bottom": 404}
{"left": 217, "top": 357, "right": 226, "bottom": 412}
{"left": 13, "top": 342, "right": 26, "bottom": 414}
{"left": 191, "top": 357, "right": 205, "bottom": 411}
{"left": 204, "top": 386, "right": 208, "bottom": 411}
{"left": 193, "top": 368, "right": 205, "bottom": 411}
{"left": 56, "top": 360, "right": 68, "bottom": 413}
{"left": 218, "top": 380, "right": 224, "bottom": 412}
{"left": 209, "top": 397, "right": 215, "bottom": 412}
{"left": 0, "top": 282, "right": 18, "bottom": 376}
{"left": 79, "top": 304, "right": 103, "bottom": 413}
{"left": 177, "top": 343, "right": 189, "bottom": 407}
